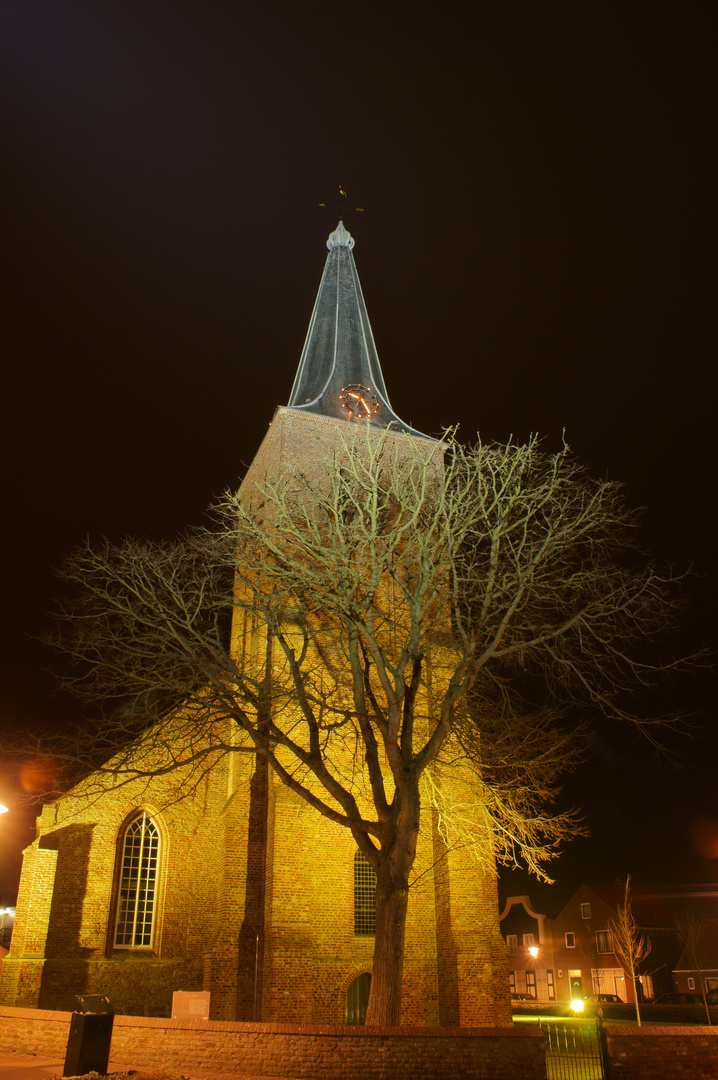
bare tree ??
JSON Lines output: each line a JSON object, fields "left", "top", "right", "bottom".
{"left": 676, "top": 908, "right": 713, "bottom": 1025}
{"left": 19, "top": 428, "right": 692, "bottom": 1025}
{"left": 609, "top": 876, "right": 651, "bottom": 1025}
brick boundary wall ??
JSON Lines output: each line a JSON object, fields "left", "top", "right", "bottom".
{"left": 0, "top": 1006, "right": 545, "bottom": 1079}
{"left": 605, "top": 1024, "right": 718, "bottom": 1080}
{"left": 0, "top": 1006, "right": 69, "bottom": 1059}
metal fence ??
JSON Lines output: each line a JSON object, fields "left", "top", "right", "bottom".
{"left": 539, "top": 1018, "right": 607, "bottom": 1080}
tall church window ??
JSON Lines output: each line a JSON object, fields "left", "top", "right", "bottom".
{"left": 354, "top": 850, "right": 376, "bottom": 936}
{"left": 114, "top": 812, "right": 160, "bottom": 948}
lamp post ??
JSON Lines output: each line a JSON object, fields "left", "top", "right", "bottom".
{"left": 526, "top": 944, "right": 541, "bottom": 1022}
{"left": 526, "top": 943, "right": 540, "bottom": 1005}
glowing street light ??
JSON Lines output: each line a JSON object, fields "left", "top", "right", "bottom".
{"left": 0, "top": 804, "right": 8, "bottom": 814}
{"left": 528, "top": 945, "right": 539, "bottom": 958}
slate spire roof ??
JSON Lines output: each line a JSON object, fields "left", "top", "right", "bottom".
{"left": 287, "top": 221, "right": 428, "bottom": 437}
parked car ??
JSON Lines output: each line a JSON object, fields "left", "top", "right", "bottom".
{"left": 653, "top": 992, "right": 702, "bottom": 1005}
{"left": 568, "top": 993, "right": 624, "bottom": 1016}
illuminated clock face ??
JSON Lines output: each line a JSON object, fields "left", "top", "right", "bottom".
{"left": 340, "top": 383, "right": 379, "bottom": 420}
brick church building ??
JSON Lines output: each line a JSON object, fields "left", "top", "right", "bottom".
{"left": 1, "top": 222, "right": 509, "bottom": 1025}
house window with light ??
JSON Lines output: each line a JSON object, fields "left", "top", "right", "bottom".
{"left": 507, "top": 934, "right": 518, "bottom": 954}
{"left": 596, "top": 930, "right": 614, "bottom": 954}
{"left": 524, "top": 933, "right": 535, "bottom": 950}
{"left": 114, "top": 811, "right": 160, "bottom": 948}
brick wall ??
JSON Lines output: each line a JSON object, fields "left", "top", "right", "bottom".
{"left": 606, "top": 1024, "right": 718, "bottom": 1079}
{"left": 6, "top": 1008, "right": 718, "bottom": 1080}
{"left": 0, "top": 1007, "right": 545, "bottom": 1080}
{"left": 0, "top": 1006, "right": 69, "bottom": 1057}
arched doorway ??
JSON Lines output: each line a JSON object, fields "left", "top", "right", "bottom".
{"left": 345, "top": 972, "right": 372, "bottom": 1025}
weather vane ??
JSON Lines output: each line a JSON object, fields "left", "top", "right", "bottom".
{"left": 319, "top": 185, "right": 365, "bottom": 218}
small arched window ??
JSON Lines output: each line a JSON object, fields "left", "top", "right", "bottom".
{"left": 354, "top": 850, "right": 376, "bottom": 936}
{"left": 114, "top": 811, "right": 160, "bottom": 949}
{"left": 345, "top": 972, "right": 372, "bottom": 1024}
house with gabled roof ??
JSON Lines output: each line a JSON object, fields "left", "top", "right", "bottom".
{"left": 500, "top": 882, "right": 718, "bottom": 1003}
{"left": 673, "top": 917, "right": 718, "bottom": 1000}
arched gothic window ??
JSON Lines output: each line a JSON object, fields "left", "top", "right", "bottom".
{"left": 354, "top": 850, "right": 376, "bottom": 936}
{"left": 114, "top": 811, "right": 160, "bottom": 949}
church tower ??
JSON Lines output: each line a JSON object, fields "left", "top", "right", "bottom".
{"left": 1, "top": 221, "right": 510, "bottom": 1027}
{"left": 227, "top": 221, "right": 510, "bottom": 1026}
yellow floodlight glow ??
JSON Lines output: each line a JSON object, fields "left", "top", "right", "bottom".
{"left": 570, "top": 998, "right": 584, "bottom": 1013}
{"left": 528, "top": 946, "right": 539, "bottom": 957}
{"left": 0, "top": 804, "right": 8, "bottom": 814}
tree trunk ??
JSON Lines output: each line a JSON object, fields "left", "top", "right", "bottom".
{"left": 364, "top": 805, "right": 420, "bottom": 1026}
{"left": 632, "top": 973, "right": 642, "bottom": 1027}
{"left": 699, "top": 974, "right": 712, "bottom": 1026}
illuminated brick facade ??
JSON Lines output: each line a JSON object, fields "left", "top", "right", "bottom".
{"left": 0, "top": 223, "right": 510, "bottom": 1026}
{"left": 0, "top": 716, "right": 508, "bottom": 1022}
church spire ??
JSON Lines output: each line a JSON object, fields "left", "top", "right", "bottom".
{"left": 287, "top": 222, "right": 427, "bottom": 437}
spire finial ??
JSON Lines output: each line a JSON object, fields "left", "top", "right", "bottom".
{"left": 327, "top": 221, "right": 355, "bottom": 250}
{"left": 318, "top": 184, "right": 365, "bottom": 240}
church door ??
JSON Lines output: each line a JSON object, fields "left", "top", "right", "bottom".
{"left": 345, "top": 973, "right": 372, "bottom": 1024}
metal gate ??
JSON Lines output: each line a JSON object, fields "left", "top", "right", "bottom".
{"left": 540, "top": 1018, "right": 607, "bottom": 1080}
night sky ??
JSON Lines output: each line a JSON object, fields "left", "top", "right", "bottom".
{"left": 1, "top": 1, "right": 716, "bottom": 909}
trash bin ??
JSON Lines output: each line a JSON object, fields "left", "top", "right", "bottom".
{"left": 63, "top": 994, "right": 114, "bottom": 1077}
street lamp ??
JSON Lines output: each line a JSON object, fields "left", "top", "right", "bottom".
{"left": 0, "top": 804, "right": 8, "bottom": 814}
